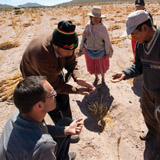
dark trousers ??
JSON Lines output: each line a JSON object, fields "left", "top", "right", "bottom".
{"left": 48, "top": 93, "right": 72, "bottom": 124}
{"left": 141, "top": 87, "right": 160, "bottom": 160}
{"left": 49, "top": 118, "right": 72, "bottom": 160}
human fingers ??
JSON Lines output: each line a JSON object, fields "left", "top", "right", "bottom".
{"left": 75, "top": 118, "right": 84, "bottom": 125}
{"left": 111, "top": 73, "right": 125, "bottom": 83}
{"left": 75, "top": 125, "right": 83, "bottom": 134}
{"left": 77, "top": 88, "right": 90, "bottom": 95}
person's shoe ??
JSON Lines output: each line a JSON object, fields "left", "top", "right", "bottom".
{"left": 70, "top": 135, "right": 80, "bottom": 143}
{"left": 69, "top": 152, "right": 76, "bottom": 160}
{"left": 139, "top": 130, "right": 152, "bottom": 141}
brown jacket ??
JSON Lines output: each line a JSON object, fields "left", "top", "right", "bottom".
{"left": 20, "top": 33, "right": 80, "bottom": 94}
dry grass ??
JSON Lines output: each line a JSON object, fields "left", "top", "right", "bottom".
{"left": 116, "top": 136, "right": 121, "bottom": 160}
{"left": 23, "top": 21, "right": 32, "bottom": 27}
{"left": 0, "top": 56, "right": 4, "bottom": 61}
{"left": 8, "top": 14, "right": 24, "bottom": 38}
{"left": 0, "top": 72, "right": 22, "bottom": 101}
{"left": 115, "top": 19, "right": 126, "bottom": 23}
{"left": 75, "top": 22, "right": 81, "bottom": 26}
{"left": 76, "top": 31, "right": 82, "bottom": 36}
{"left": 0, "top": 39, "right": 21, "bottom": 50}
{"left": 110, "top": 36, "right": 126, "bottom": 47}
{"left": 87, "top": 96, "right": 114, "bottom": 131}
{"left": 108, "top": 24, "right": 121, "bottom": 31}
{"left": 50, "top": 17, "right": 57, "bottom": 20}
{"left": 0, "top": 19, "right": 6, "bottom": 25}
{"left": 110, "top": 36, "right": 126, "bottom": 44}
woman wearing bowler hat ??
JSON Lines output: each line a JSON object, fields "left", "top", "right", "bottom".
{"left": 79, "top": 6, "right": 113, "bottom": 85}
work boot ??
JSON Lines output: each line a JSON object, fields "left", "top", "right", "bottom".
{"left": 70, "top": 135, "right": 80, "bottom": 143}
{"left": 69, "top": 152, "right": 76, "bottom": 160}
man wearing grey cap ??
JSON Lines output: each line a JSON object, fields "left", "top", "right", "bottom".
{"left": 131, "top": 0, "right": 154, "bottom": 62}
{"left": 111, "top": 10, "right": 160, "bottom": 160}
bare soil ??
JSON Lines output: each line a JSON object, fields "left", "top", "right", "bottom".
{"left": 0, "top": 2, "right": 160, "bottom": 160}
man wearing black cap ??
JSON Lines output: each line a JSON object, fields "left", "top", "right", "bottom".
{"left": 135, "top": 0, "right": 153, "bottom": 24}
{"left": 20, "top": 21, "right": 95, "bottom": 125}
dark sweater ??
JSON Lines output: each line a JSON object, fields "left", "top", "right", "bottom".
{"left": 123, "top": 28, "right": 160, "bottom": 94}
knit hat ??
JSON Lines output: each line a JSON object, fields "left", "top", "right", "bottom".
{"left": 52, "top": 21, "right": 78, "bottom": 50}
{"left": 135, "top": 0, "right": 145, "bottom": 6}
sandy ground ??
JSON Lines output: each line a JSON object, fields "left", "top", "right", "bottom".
{"left": 0, "top": 2, "right": 160, "bottom": 160}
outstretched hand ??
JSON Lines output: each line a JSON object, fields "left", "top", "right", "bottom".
{"left": 111, "top": 72, "right": 126, "bottom": 83}
{"left": 76, "top": 79, "right": 95, "bottom": 95}
{"left": 65, "top": 118, "right": 83, "bottom": 135}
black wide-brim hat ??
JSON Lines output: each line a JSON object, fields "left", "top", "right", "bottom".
{"left": 51, "top": 21, "right": 78, "bottom": 50}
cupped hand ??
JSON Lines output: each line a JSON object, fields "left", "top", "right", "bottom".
{"left": 111, "top": 72, "right": 126, "bottom": 83}
{"left": 77, "top": 87, "right": 95, "bottom": 95}
{"left": 65, "top": 118, "right": 83, "bottom": 135}
{"left": 76, "top": 79, "right": 95, "bottom": 90}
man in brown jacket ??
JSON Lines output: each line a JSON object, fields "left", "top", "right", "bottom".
{"left": 20, "top": 20, "right": 94, "bottom": 125}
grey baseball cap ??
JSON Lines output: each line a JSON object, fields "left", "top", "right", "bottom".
{"left": 122, "top": 10, "right": 150, "bottom": 37}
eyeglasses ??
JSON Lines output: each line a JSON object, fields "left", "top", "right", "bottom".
{"left": 46, "top": 90, "right": 57, "bottom": 98}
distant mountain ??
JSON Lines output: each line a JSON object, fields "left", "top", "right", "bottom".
{"left": 18, "top": 3, "right": 43, "bottom": 8}
{"left": 71, "top": 0, "right": 132, "bottom": 3}
{"left": 0, "top": 4, "right": 14, "bottom": 8}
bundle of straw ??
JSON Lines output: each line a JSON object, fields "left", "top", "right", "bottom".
{"left": 0, "top": 72, "right": 22, "bottom": 101}
{"left": 88, "top": 96, "right": 114, "bottom": 131}
{"left": 0, "top": 39, "right": 21, "bottom": 50}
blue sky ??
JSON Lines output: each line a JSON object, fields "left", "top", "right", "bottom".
{"left": 0, "top": 0, "right": 72, "bottom": 6}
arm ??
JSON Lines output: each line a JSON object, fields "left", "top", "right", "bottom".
{"left": 111, "top": 43, "right": 142, "bottom": 83}
{"left": 47, "top": 118, "right": 83, "bottom": 137}
{"left": 64, "top": 118, "right": 83, "bottom": 135}
{"left": 123, "top": 44, "right": 143, "bottom": 79}
{"left": 26, "top": 49, "right": 78, "bottom": 94}
{"left": 47, "top": 125, "right": 66, "bottom": 138}
{"left": 33, "top": 141, "right": 57, "bottom": 160}
{"left": 102, "top": 25, "right": 113, "bottom": 58}
{"left": 65, "top": 53, "right": 95, "bottom": 95}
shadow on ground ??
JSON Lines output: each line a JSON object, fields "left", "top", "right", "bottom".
{"left": 76, "top": 82, "right": 114, "bottom": 133}
{"left": 131, "top": 75, "right": 143, "bottom": 103}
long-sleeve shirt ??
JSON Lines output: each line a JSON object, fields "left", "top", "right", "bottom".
{"left": 80, "top": 22, "right": 113, "bottom": 57}
{"left": 0, "top": 110, "right": 66, "bottom": 160}
{"left": 20, "top": 33, "right": 80, "bottom": 94}
{"left": 123, "top": 28, "right": 160, "bottom": 94}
